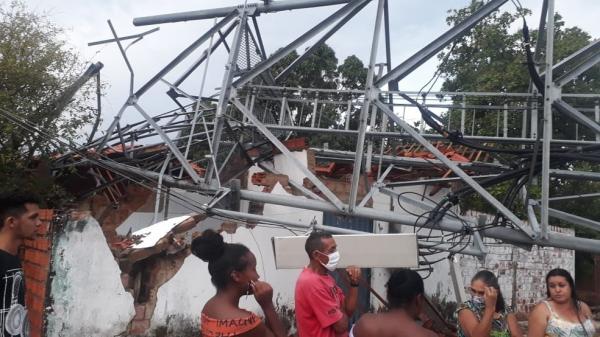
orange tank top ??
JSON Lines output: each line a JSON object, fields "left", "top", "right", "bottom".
{"left": 201, "top": 312, "right": 262, "bottom": 337}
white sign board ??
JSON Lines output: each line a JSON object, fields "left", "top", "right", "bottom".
{"left": 272, "top": 233, "right": 418, "bottom": 269}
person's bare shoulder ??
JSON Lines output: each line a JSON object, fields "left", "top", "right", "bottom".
{"left": 579, "top": 301, "right": 592, "bottom": 317}
{"left": 530, "top": 301, "right": 550, "bottom": 318}
{"left": 422, "top": 327, "right": 439, "bottom": 337}
{"left": 401, "top": 320, "right": 438, "bottom": 337}
{"left": 202, "top": 299, "right": 255, "bottom": 320}
{"left": 353, "top": 313, "right": 379, "bottom": 337}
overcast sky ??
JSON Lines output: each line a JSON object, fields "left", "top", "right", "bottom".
{"left": 19, "top": 0, "right": 600, "bottom": 137}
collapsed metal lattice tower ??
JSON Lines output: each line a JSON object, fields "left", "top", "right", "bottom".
{"left": 55, "top": 0, "right": 600, "bottom": 261}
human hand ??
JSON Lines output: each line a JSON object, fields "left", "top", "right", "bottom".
{"left": 251, "top": 280, "right": 274, "bottom": 308}
{"left": 484, "top": 286, "right": 498, "bottom": 310}
{"left": 346, "top": 266, "right": 361, "bottom": 286}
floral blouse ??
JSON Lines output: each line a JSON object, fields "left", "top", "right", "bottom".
{"left": 456, "top": 299, "right": 512, "bottom": 337}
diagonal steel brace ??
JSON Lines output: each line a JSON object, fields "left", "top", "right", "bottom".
{"left": 374, "top": 98, "right": 534, "bottom": 239}
{"left": 231, "top": 96, "right": 347, "bottom": 211}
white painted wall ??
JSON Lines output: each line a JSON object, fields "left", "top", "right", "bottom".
{"left": 47, "top": 216, "right": 135, "bottom": 337}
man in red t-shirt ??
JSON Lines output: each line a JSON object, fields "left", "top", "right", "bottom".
{"left": 294, "top": 231, "right": 361, "bottom": 337}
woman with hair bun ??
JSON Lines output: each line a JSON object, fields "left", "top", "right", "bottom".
{"left": 192, "top": 229, "right": 287, "bottom": 337}
{"left": 457, "top": 270, "right": 523, "bottom": 337}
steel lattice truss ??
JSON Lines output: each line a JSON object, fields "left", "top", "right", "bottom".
{"left": 54, "top": 0, "right": 600, "bottom": 262}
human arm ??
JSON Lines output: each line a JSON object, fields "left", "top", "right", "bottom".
{"left": 260, "top": 301, "right": 287, "bottom": 337}
{"left": 173, "top": 213, "right": 207, "bottom": 234}
{"left": 458, "top": 309, "right": 494, "bottom": 337}
{"left": 527, "top": 303, "right": 549, "bottom": 337}
{"left": 331, "top": 313, "right": 350, "bottom": 334}
{"left": 343, "top": 266, "right": 361, "bottom": 317}
{"left": 239, "top": 323, "right": 276, "bottom": 337}
{"left": 251, "top": 281, "right": 287, "bottom": 337}
{"left": 579, "top": 301, "right": 592, "bottom": 319}
{"left": 506, "top": 313, "right": 524, "bottom": 337}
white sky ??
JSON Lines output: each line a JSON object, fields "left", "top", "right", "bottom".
{"left": 19, "top": 0, "right": 600, "bottom": 136}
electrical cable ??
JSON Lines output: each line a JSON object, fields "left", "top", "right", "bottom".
{"left": 0, "top": 108, "right": 311, "bottom": 233}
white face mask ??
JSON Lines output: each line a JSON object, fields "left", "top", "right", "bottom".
{"left": 472, "top": 295, "right": 485, "bottom": 306}
{"left": 318, "top": 250, "right": 340, "bottom": 272}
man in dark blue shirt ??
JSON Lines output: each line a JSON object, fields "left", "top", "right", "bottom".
{"left": 0, "top": 192, "right": 41, "bottom": 337}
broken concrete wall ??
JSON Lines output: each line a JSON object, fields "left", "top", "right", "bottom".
{"left": 133, "top": 222, "right": 303, "bottom": 336}
{"left": 103, "top": 152, "right": 317, "bottom": 336}
{"left": 46, "top": 214, "right": 135, "bottom": 337}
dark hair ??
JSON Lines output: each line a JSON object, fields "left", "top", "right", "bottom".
{"left": 0, "top": 192, "right": 41, "bottom": 229}
{"left": 304, "top": 230, "right": 332, "bottom": 257}
{"left": 472, "top": 270, "right": 506, "bottom": 313}
{"left": 386, "top": 268, "right": 424, "bottom": 309}
{"left": 191, "top": 229, "right": 251, "bottom": 289}
{"left": 546, "top": 268, "right": 588, "bottom": 336}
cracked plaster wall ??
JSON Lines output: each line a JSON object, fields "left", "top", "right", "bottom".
{"left": 46, "top": 215, "right": 135, "bottom": 337}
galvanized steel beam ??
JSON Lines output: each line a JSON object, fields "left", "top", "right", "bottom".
{"left": 233, "top": 0, "right": 371, "bottom": 88}
{"left": 374, "top": 98, "right": 534, "bottom": 238}
{"left": 231, "top": 97, "right": 347, "bottom": 211}
{"left": 133, "top": 0, "right": 353, "bottom": 25}
{"left": 374, "top": 0, "right": 507, "bottom": 86}
{"left": 349, "top": 0, "right": 385, "bottom": 212}
{"left": 237, "top": 189, "right": 600, "bottom": 254}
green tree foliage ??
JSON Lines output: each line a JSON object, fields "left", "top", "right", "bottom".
{"left": 439, "top": 4, "right": 531, "bottom": 94}
{"left": 0, "top": 1, "right": 97, "bottom": 204}
{"left": 270, "top": 44, "right": 339, "bottom": 90}
{"left": 439, "top": 1, "right": 600, "bottom": 140}
{"left": 269, "top": 44, "right": 369, "bottom": 149}
{"left": 436, "top": 1, "right": 600, "bottom": 240}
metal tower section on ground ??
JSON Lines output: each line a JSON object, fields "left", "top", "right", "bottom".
{"left": 64, "top": 0, "right": 600, "bottom": 262}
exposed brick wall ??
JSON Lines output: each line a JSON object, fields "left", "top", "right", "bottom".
{"left": 84, "top": 183, "right": 186, "bottom": 336}
{"left": 20, "top": 209, "right": 54, "bottom": 337}
{"left": 303, "top": 175, "right": 372, "bottom": 205}
{"left": 303, "top": 150, "right": 373, "bottom": 205}
{"left": 86, "top": 184, "right": 153, "bottom": 245}
{"left": 458, "top": 226, "right": 575, "bottom": 317}
{"left": 124, "top": 249, "right": 190, "bottom": 335}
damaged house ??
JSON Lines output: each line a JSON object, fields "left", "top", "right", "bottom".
{"left": 9, "top": 1, "right": 600, "bottom": 337}
{"left": 20, "top": 137, "right": 600, "bottom": 336}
